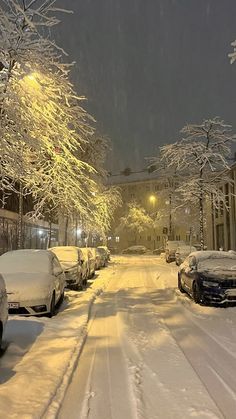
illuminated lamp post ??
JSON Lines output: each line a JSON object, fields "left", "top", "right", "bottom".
{"left": 149, "top": 194, "right": 157, "bottom": 250}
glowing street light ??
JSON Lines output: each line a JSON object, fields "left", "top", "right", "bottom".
{"left": 149, "top": 195, "right": 157, "bottom": 205}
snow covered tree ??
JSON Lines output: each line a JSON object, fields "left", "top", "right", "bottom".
{"left": 0, "top": 0, "right": 100, "bottom": 246}
{"left": 118, "top": 201, "right": 153, "bottom": 245}
{"left": 161, "top": 117, "right": 235, "bottom": 250}
{"left": 147, "top": 156, "right": 185, "bottom": 240}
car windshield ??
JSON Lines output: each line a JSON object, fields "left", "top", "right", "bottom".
{"left": 198, "top": 258, "right": 236, "bottom": 272}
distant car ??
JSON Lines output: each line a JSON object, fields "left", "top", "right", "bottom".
{"left": 0, "top": 250, "right": 65, "bottom": 317}
{"left": 165, "top": 241, "right": 186, "bottom": 263}
{"left": 122, "top": 245, "right": 148, "bottom": 255}
{"left": 0, "top": 274, "right": 8, "bottom": 348}
{"left": 89, "top": 248, "right": 102, "bottom": 270}
{"left": 49, "top": 246, "right": 84, "bottom": 289}
{"left": 96, "top": 247, "right": 108, "bottom": 267}
{"left": 175, "top": 245, "right": 197, "bottom": 266}
{"left": 153, "top": 247, "right": 164, "bottom": 255}
{"left": 80, "top": 248, "right": 96, "bottom": 278}
{"left": 108, "top": 246, "right": 119, "bottom": 255}
{"left": 178, "top": 251, "right": 236, "bottom": 304}
{"left": 97, "top": 246, "right": 111, "bottom": 261}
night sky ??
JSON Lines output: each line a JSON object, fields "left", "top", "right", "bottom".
{"left": 55, "top": 0, "right": 236, "bottom": 172}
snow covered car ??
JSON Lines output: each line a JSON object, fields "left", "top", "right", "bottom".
{"left": 0, "top": 249, "right": 65, "bottom": 317}
{"left": 89, "top": 248, "right": 102, "bottom": 270}
{"left": 96, "top": 247, "right": 108, "bottom": 267}
{"left": 80, "top": 248, "right": 96, "bottom": 278}
{"left": 175, "top": 245, "right": 197, "bottom": 266}
{"left": 97, "top": 246, "right": 111, "bottom": 261}
{"left": 122, "top": 245, "right": 148, "bottom": 255}
{"left": 165, "top": 240, "right": 186, "bottom": 263}
{"left": 153, "top": 246, "right": 164, "bottom": 255}
{"left": 49, "top": 246, "right": 84, "bottom": 289}
{"left": 0, "top": 274, "right": 8, "bottom": 348}
{"left": 178, "top": 251, "right": 236, "bottom": 304}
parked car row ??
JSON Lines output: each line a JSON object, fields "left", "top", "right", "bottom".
{"left": 0, "top": 245, "right": 111, "bottom": 347}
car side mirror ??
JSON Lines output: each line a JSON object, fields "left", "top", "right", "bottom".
{"left": 54, "top": 267, "right": 63, "bottom": 276}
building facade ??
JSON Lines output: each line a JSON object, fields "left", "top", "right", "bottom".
{"left": 206, "top": 163, "right": 236, "bottom": 251}
{"left": 0, "top": 209, "right": 58, "bottom": 255}
{"left": 108, "top": 171, "right": 200, "bottom": 251}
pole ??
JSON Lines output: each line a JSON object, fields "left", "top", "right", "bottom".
{"left": 17, "top": 182, "right": 24, "bottom": 249}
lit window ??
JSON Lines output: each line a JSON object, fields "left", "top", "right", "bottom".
{"left": 115, "top": 236, "right": 120, "bottom": 243}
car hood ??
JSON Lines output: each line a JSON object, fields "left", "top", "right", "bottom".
{"left": 199, "top": 270, "right": 236, "bottom": 280}
{"left": 2, "top": 272, "right": 53, "bottom": 301}
{"left": 60, "top": 261, "right": 78, "bottom": 271}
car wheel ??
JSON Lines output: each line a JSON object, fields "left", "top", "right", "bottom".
{"left": 58, "top": 291, "right": 64, "bottom": 306}
{"left": 178, "top": 274, "right": 185, "bottom": 293}
{"left": 48, "top": 293, "right": 56, "bottom": 318}
{"left": 192, "top": 281, "right": 204, "bottom": 304}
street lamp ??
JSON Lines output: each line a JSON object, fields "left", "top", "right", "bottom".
{"left": 149, "top": 195, "right": 157, "bottom": 205}
{"left": 149, "top": 195, "right": 157, "bottom": 250}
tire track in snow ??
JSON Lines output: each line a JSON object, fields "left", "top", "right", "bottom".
{"left": 159, "top": 299, "right": 236, "bottom": 418}
{"left": 58, "top": 261, "right": 138, "bottom": 419}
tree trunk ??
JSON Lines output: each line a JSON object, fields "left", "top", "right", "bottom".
{"left": 199, "top": 186, "right": 204, "bottom": 251}
{"left": 64, "top": 216, "right": 69, "bottom": 246}
{"left": 169, "top": 193, "right": 173, "bottom": 240}
{"left": 48, "top": 218, "right": 52, "bottom": 248}
{"left": 17, "top": 182, "right": 24, "bottom": 249}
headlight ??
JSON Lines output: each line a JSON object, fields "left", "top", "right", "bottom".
{"left": 202, "top": 280, "right": 219, "bottom": 288}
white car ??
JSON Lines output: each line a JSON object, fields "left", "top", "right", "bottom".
{"left": 49, "top": 246, "right": 85, "bottom": 289}
{"left": 80, "top": 248, "right": 96, "bottom": 279}
{"left": 0, "top": 250, "right": 65, "bottom": 317}
{"left": 0, "top": 274, "right": 8, "bottom": 348}
{"left": 175, "top": 245, "right": 197, "bottom": 266}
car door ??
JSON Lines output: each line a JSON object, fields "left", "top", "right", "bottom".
{"left": 183, "top": 256, "right": 197, "bottom": 291}
{"left": 52, "top": 257, "right": 64, "bottom": 301}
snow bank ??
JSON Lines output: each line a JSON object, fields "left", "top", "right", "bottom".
{"left": 0, "top": 263, "right": 117, "bottom": 418}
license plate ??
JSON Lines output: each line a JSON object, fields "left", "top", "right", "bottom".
{"left": 8, "top": 302, "right": 19, "bottom": 309}
{"left": 226, "top": 289, "right": 236, "bottom": 296}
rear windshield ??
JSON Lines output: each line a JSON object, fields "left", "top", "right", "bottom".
{"left": 0, "top": 252, "right": 49, "bottom": 273}
{"left": 51, "top": 248, "right": 78, "bottom": 262}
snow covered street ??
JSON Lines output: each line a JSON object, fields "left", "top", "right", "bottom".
{"left": 1, "top": 256, "right": 236, "bottom": 418}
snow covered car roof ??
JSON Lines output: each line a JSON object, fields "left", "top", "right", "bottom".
{"left": 188, "top": 251, "right": 236, "bottom": 272}
{"left": 176, "top": 246, "right": 196, "bottom": 253}
{"left": 189, "top": 250, "right": 236, "bottom": 261}
{"left": 0, "top": 249, "right": 54, "bottom": 273}
{"left": 49, "top": 246, "right": 80, "bottom": 262}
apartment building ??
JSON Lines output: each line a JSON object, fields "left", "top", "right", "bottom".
{"left": 207, "top": 163, "right": 236, "bottom": 251}
{"left": 108, "top": 170, "right": 199, "bottom": 251}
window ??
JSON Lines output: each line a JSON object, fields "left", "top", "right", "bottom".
{"left": 147, "top": 236, "right": 151, "bottom": 241}
{"left": 130, "top": 193, "right": 135, "bottom": 199}
{"left": 52, "top": 257, "right": 63, "bottom": 275}
{"left": 156, "top": 235, "right": 160, "bottom": 241}
{"left": 115, "top": 236, "right": 120, "bottom": 243}
{"left": 176, "top": 235, "right": 180, "bottom": 241}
